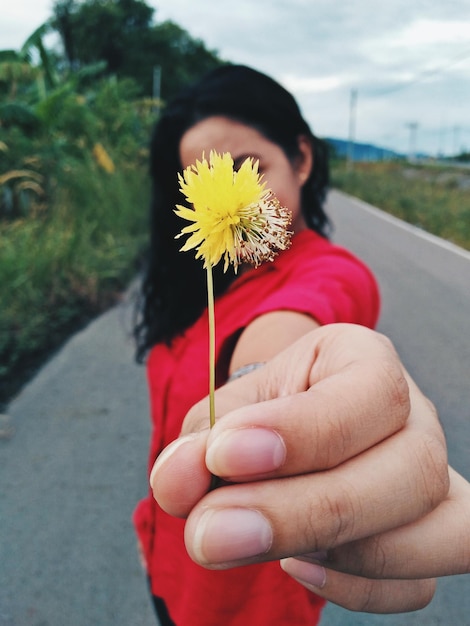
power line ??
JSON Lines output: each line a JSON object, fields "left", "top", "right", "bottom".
{"left": 367, "top": 45, "right": 470, "bottom": 97}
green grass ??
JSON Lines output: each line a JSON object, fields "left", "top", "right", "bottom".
{"left": 331, "top": 160, "right": 470, "bottom": 251}
{"left": 0, "top": 153, "right": 149, "bottom": 406}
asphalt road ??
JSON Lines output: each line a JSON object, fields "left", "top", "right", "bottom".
{"left": 0, "top": 291, "right": 156, "bottom": 626}
{"left": 321, "top": 190, "right": 470, "bottom": 626}
{"left": 1, "top": 190, "right": 469, "bottom": 626}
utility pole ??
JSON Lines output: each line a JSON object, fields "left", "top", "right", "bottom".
{"left": 347, "top": 88, "right": 358, "bottom": 171}
{"left": 153, "top": 65, "right": 162, "bottom": 115}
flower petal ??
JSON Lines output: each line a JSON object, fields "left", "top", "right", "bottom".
{"left": 174, "top": 151, "right": 292, "bottom": 270}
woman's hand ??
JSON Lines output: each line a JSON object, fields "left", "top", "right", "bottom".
{"left": 280, "top": 466, "right": 470, "bottom": 613}
{"left": 150, "top": 323, "right": 455, "bottom": 613}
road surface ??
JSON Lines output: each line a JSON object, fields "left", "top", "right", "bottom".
{"left": 321, "top": 190, "right": 470, "bottom": 626}
{"left": 1, "top": 190, "right": 469, "bottom": 625}
{"left": 0, "top": 290, "right": 156, "bottom": 626}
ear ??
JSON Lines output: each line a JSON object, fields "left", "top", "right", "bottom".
{"left": 295, "top": 135, "right": 313, "bottom": 185}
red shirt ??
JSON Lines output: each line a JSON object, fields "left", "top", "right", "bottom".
{"left": 134, "top": 229, "right": 380, "bottom": 625}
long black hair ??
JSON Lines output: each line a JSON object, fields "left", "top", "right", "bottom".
{"left": 135, "top": 65, "right": 330, "bottom": 361}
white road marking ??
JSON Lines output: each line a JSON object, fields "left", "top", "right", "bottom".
{"left": 333, "top": 190, "right": 470, "bottom": 263}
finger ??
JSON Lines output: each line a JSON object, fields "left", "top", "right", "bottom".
{"left": 151, "top": 326, "right": 409, "bottom": 510}
{"left": 153, "top": 324, "right": 412, "bottom": 514}
{"left": 193, "top": 325, "right": 412, "bottom": 480}
{"left": 152, "top": 324, "right": 447, "bottom": 533}
{"left": 321, "top": 467, "right": 470, "bottom": 579}
{"left": 280, "top": 559, "right": 436, "bottom": 613}
{"left": 183, "top": 418, "right": 448, "bottom": 569}
{"left": 150, "top": 432, "right": 212, "bottom": 518}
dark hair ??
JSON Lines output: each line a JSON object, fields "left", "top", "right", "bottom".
{"left": 135, "top": 64, "right": 330, "bottom": 361}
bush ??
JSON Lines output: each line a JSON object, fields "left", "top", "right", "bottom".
{"left": 0, "top": 152, "right": 150, "bottom": 405}
{"left": 0, "top": 75, "right": 154, "bottom": 406}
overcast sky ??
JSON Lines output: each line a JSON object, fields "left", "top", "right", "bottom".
{"left": 3, "top": 0, "right": 470, "bottom": 156}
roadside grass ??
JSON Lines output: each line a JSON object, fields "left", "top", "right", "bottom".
{"left": 0, "top": 154, "right": 149, "bottom": 407}
{"left": 331, "top": 160, "right": 470, "bottom": 251}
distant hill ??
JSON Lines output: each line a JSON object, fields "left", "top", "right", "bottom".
{"left": 325, "top": 137, "right": 403, "bottom": 161}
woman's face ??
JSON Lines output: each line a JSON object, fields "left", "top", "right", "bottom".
{"left": 179, "top": 116, "right": 313, "bottom": 232}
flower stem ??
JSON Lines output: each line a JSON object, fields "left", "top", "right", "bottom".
{"left": 206, "top": 264, "right": 216, "bottom": 428}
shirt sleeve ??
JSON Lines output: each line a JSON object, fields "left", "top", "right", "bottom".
{"left": 247, "top": 246, "right": 380, "bottom": 329}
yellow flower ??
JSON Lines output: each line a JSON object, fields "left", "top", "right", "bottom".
{"left": 175, "top": 151, "right": 292, "bottom": 271}
{"left": 93, "top": 143, "right": 115, "bottom": 174}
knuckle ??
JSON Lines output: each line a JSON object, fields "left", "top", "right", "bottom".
{"left": 376, "top": 357, "right": 410, "bottom": 426}
{"left": 414, "top": 432, "right": 450, "bottom": 511}
{"left": 317, "top": 484, "right": 358, "bottom": 546}
{"left": 320, "top": 411, "right": 352, "bottom": 467}
{"left": 331, "top": 535, "right": 388, "bottom": 579}
{"left": 347, "top": 579, "right": 377, "bottom": 613}
{"left": 365, "top": 536, "right": 389, "bottom": 579}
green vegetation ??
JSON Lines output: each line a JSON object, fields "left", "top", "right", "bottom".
{"left": 0, "top": 74, "right": 152, "bottom": 405}
{"left": 0, "top": 0, "right": 225, "bottom": 406}
{"left": 51, "top": 0, "right": 224, "bottom": 101}
{"left": 331, "top": 160, "right": 470, "bottom": 251}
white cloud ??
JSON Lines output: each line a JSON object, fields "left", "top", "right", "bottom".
{"left": 281, "top": 74, "right": 343, "bottom": 94}
{"left": 396, "top": 19, "right": 470, "bottom": 46}
{"left": 361, "top": 18, "right": 470, "bottom": 71}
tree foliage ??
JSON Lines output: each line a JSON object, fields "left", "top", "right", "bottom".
{"left": 51, "top": 0, "right": 226, "bottom": 100}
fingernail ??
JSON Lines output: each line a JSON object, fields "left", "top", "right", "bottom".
{"left": 281, "top": 558, "right": 327, "bottom": 589}
{"left": 192, "top": 508, "right": 273, "bottom": 565}
{"left": 149, "top": 434, "right": 198, "bottom": 487}
{"left": 206, "top": 428, "right": 286, "bottom": 476}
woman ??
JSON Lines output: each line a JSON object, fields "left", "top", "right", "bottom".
{"left": 135, "top": 65, "right": 446, "bottom": 624}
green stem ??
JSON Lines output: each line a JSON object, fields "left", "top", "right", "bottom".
{"left": 206, "top": 264, "right": 216, "bottom": 428}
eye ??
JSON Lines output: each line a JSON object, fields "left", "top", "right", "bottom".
{"left": 233, "top": 155, "right": 263, "bottom": 173}
{"left": 232, "top": 157, "right": 248, "bottom": 172}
